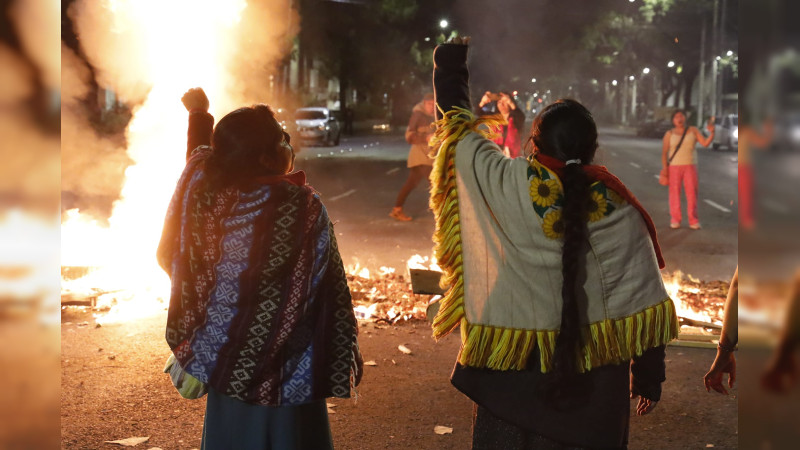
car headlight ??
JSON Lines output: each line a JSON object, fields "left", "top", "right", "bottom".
{"left": 791, "top": 125, "right": 800, "bottom": 144}
{"left": 733, "top": 128, "right": 738, "bottom": 139}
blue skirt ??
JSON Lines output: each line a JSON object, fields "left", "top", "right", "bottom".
{"left": 201, "top": 387, "right": 333, "bottom": 450}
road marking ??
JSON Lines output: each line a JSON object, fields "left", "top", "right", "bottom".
{"left": 328, "top": 189, "right": 357, "bottom": 202}
{"left": 703, "top": 199, "right": 731, "bottom": 213}
{"left": 385, "top": 167, "right": 400, "bottom": 175}
{"left": 653, "top": 174, "right": 661, "bottom": 180}
{"left": 612, "top": 152, "right": 618, "bottom": 156}
{"left": 762, "top": 199, "right": 790, "bottom": 215}
{"left": 629, "top": 162, "right": 641, "bottom": 169}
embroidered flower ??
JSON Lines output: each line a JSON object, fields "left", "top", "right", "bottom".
{"left": 542, "top": 209, "right": 565, "bottom": 239}
{"left": 530, "top": 178, "right": 560, "bottom": 208}
{"left": 608, "top": 188, "right": 625, "bottom": 205}
{"left": 588, "top": 191, "right": 608, "bottom": 222}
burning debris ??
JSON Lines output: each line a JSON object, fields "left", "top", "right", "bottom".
{"left": 61, "top": 251, "right": 730, "bottom": 342}
{"left": 347, "top": 263, "right": 429, "bottom": 324}
{"left": 662, "top": 270, "right": 727, "bottom": 326}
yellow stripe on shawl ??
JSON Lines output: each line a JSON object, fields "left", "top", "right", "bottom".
{"left": 457, "top": 298, "right": 679, "bottom": 373}
{"left": 427, "top": 107, "right": 679, "bottom": 373}
{"left": 428, "top": 107, "right": 503, "bottom": 340}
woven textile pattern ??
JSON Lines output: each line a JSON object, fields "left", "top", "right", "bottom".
{"left": 158, "top": 149, "right": 359, "bottom": 406}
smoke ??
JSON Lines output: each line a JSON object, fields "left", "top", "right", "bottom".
{"left": 61, "top": 44, "right": 129, "bottom": 210}
{"left": 67, "top": 0, "right": 299, "bottom": 111}
{"left": 60, "top": 0, "right": 299, "bottom": 219}
{"left": 220, "top": 0, "right": 301, "bottom": 107}
{"left": 8, "top": 0, "right": 60, "bottom": 91}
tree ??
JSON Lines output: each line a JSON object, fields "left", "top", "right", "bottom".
{"left": 297, "top": 0, "right": 453, "bottom": 120}
{"left": 579, "top": 0, "right": 727, "bottom": 110}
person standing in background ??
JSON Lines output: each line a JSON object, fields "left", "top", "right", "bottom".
{"left": 477, "top": 91, "right": 525, "bottom": 158}
{"left": 661, "top": 110, "right": 715, "bottom": 230}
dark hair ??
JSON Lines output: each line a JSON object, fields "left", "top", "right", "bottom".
{"left": 530, "top": 99, "right": 598, "bottom": 405}
{"left": 205, "top": 104, "right": 290, "bottom": 189}
{"left": 671, "top": 109, "right": 686, "bottom": 122}
{"left": 499, "top": 91, "right": 525, "bottom": 134}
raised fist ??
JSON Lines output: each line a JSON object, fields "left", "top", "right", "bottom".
{"left": 181, "top": 87, "right": 209, "bottom": 113}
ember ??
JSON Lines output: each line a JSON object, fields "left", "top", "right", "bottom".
{"left": 346, "top": 261, "right": 428, "bottom": 323}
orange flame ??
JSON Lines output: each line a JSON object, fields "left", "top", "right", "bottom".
{"left": 61, "top": 0, "right": 266, "bottom": 322}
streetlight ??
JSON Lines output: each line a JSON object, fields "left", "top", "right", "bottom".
{"left": 439, "top": 19, "right": 449, "bottom": 29}
{"left": 667, "top": 61, "right": 675, "bottom": 68}
{"left": 531, "top": 78, "right": 537, "bottom": 83}
{"left": 628, "top": 75, "right": 635, "bottom": 81}
{"left": 642, "top": 67, "right": 650, "bottom": 74}
{"left": 612, "top": 80, "right": 618, "bottom": 86}
{"left": 726, "top": 50, "right": 733, "bottom": 57}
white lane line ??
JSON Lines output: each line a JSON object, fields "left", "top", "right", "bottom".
{"left": 385, "top": 167, "right": 400, "bottom": 175}
{"left": 762, "top": 199, "right": 790, "bottom": 215}
{"left": 328, "top": 189, "right": 357, "bottom": 202}
{"left": 653, "top": 174, "right": 661, "bottom": 180}
{"left": 703, "top": 199, "right": 732, "bottom": 213}
{"left": 612, "top": 152, "right": 618, "bottom": 156}
{"left": 629, "top": 162, "right": 642, "bottom": 169}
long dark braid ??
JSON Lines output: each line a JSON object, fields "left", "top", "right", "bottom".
{"left": 531, "top": 99, "right": 598, "bottom": 406}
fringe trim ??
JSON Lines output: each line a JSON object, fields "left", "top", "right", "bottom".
{"left": 427, "top": 107, "right": 679, "bottom": 372}
{"left": 456, "top": 298, "right": 680, "bottom": 372}
{"left": 428, "top": 107, "right": 504, "bottom": 340}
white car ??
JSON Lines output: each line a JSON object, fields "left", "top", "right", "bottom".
{"left": 712, "top": 114, "right": 738, "bottom": 150}
{"left": 295, "top": 107, "right": 341, "bottom": 146}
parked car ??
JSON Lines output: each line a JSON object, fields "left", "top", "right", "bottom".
{"left": 712, "top": 114, "right": 738, "bottom": 150}
{"left": 295, "top": 107, "right": 341, "bottom": 146}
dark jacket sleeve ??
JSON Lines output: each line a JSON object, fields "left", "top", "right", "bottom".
{"left": 432, "top": 44, "right": 471, "bottom": 121}
{"left": 630, "top": 345, "right": 666, "bottom": 401}
{"left": 187, "top": 111, "right": 214, "bottom": 161}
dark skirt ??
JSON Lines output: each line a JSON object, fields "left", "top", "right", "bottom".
{"left": 472, "top": 404, "right": 612, "bottom": 450}
{"left": 201, "top": 387, "right": 333, "bottom": 450}
{"left": 452, "top": 348, "right": 631, "bottom": 449}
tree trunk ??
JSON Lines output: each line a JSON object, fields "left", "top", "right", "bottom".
{"left": 338, "top": 44, "right": 349, "bottom": 112}
{"left": 681, "top": 68, "right": 699, "bottom": 112}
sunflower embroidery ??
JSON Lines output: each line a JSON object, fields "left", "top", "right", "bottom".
{"left": 607, "top": 188, "right": 625, "bottom": 205}
{"left": 529, "top": 178, "right": 560, "bottom": 208}
{"left": 542, "top": 209, "right": 565, "bottom": 239}
{"left": 588, "top": 191, "right": 608, "bottom": 222}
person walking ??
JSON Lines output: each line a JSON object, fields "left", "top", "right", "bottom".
{"left": 660, "top": 110, "right": 715, "bottom": 229}
{"left": 158, "top": 88, "right": 362, "bottom": 450}
{"left": 429, "top": 38, "right": 678, "bottom": 449}
{"left": 389, "top": 93, "right": 436, "bottom": 221}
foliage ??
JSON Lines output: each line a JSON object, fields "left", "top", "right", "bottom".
{"left": 296, "top": 0, "right": 454, "bottom": 118}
